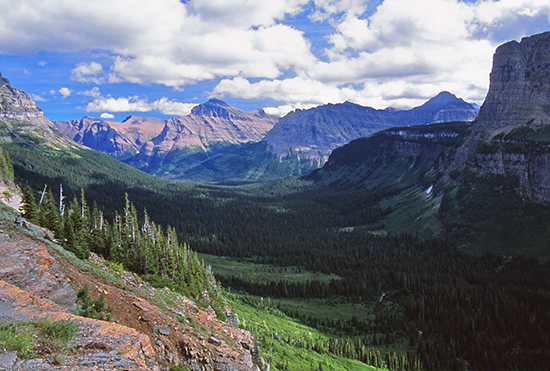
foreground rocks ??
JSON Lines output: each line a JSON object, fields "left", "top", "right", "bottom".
{"left": 0, "top": 210, "right": 259, "bottom": 370}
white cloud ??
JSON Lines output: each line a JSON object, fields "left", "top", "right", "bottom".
{"left": 38, "top": 61, "right": 47, "bottom": 67}
{"left": 71, "top": 62, "right": 104, "bottom": 83}
{"left": 59, "top": 87, "right": 72, "bottom": 98}
{"left": 215, "top": 0, "right": 550, "bottom": 110}
{"left": 86, "top": 95, "right": 198, "bottom": 116}
{"left": 31, "top": 94, "right": 47, "bottom": 102}
{"left": 100, "top": 112, "right": 115, "bottom": 119}
{"left": 1, "top": 0, "right": 550, "bottom": 111}
{"left": 0, "top": 0, "right": 313, "bottom": 88}
{"left": 79, "top": 87, "right": 102, "bottom": 98}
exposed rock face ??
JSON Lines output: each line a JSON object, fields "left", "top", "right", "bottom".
{"left": 0, "top": 72, "right": 44, "bottom": 122}
{"left": 127, "top": 99, "right": 278, "bottom": 177}
{"left": 0, "top": 72, "right": 81, "bottom": 148}
{"left": 54, "top": 116, "right": 166, "bottom": 159}
{"left": 474, "top": 31, "right": 550, "bottom": 131}
{"left": 450, "top": 32, "right": 550, "bottom": 203}
{"left": 264, "top": 91, "right": 477, "bottom": 163}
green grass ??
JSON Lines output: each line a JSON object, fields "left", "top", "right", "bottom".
{"left": 0, "top": 319, "right": 80, "bottom": 360}
{"left": 199, "top": 254, "right": 340, "bottom": 284}
{"left": 228, "top": 294, "right": 383, "bottom": 371}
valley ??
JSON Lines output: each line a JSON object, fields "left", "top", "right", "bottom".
{"left": 1, "top": 31, "right": 550, "bottom": 370}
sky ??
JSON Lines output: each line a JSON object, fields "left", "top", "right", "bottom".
{"left": 1, "top": 0, "right": 549, "bottom": 122}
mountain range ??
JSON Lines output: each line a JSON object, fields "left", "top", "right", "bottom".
{"left": 55, "top": 91, "right": 478, "bottom": 183}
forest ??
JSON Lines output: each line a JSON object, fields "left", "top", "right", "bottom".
{"left": 4, "top": 134, "right": 550, "bottom": 370}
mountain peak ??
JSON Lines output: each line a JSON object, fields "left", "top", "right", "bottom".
{"left": 190, "top": 98, "right": 232, "bottom": 117}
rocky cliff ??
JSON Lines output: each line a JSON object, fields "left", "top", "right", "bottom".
{"left": 0, "top": 72, "right": 81, "bottom": 149}
{"left": 473, "top": 31, "right": 550, "bottom": 132}
{"left": 449, "top": 31, "right": 550, "bottom": 202}
{"left": 264, "top": 91, "right": 477, "bottom": 163}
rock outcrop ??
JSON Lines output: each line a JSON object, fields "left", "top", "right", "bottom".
{"left": 0, "top": 72, "right": 79, "bottom": 149}
{"left": 264, "top": 91, "right": 477, "bottom": 163}
{"left": 0, "top": 72, "right": 44, "bottom": 123}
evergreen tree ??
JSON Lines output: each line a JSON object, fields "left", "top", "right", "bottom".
{"left": 20, "top": 185, "right": 38, "bottom": 221}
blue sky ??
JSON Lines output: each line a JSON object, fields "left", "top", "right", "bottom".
{"left": 1, "top": 0, "right": 549, "bottom": 122}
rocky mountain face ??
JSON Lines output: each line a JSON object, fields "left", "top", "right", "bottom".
{"left": 0, "top": 72, "right": 79, "bottom": 148}
{"left": 473, "top": 31, "right": 550, "bottom": 131}
{"left": 125, "top": 99, "right": 278, "bottom": 178}
{"left": 54, "top": 116, "right": 166, "bottom": 160}
{"left": 264, "top": 91, "right": 478, "bottom": 163}
{"left": 0, "top": 72, "right": 44, "bottom": 123}
{"left": 450, "top": 31, "right": 550, "bottom": 202}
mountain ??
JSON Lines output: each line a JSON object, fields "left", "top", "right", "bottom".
{"left": 449, "top": 31, "right": 550, "bottom": 203}
{"left": 264, "top": 91, "right": 478, "bottom": 163}
{"left": 124, "top": 99, "right": 278, "bottom": 179}
{"left": 0, "top": 72, "right": 76, "bottom": 148}
{"left": 176, "top": 92, "right": 477, "bottom": 184}
{"left": 54, "top": 116, "right": 166, "bottom": 160}
{"left": 306, "top": 31, "right": 550, "bottom": 260}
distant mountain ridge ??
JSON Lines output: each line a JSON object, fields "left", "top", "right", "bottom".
{"left": 264, "top": 91, "right": 478, "bottom": 163}
{"left": 54, "top": 116, "right": 166, "bottom": 160}
{"left": 124, "top": 99, "right": 278, "bottom": 179}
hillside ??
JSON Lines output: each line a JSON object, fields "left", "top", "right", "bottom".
{"left": 0, "top": 194, "right": 259, "bottom": 370}
{"left": 306, "top": 31, "right": 550, "bottom": 260}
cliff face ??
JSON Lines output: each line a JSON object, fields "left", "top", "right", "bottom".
{"left": 0, "top": 72, "right": 80, "bottom": 148}
{"left": 265, "top": 91, "right": 477, "bottom": 163}
{"left": 450, "top": 32, "right": 550, "bottom": 203}
{"left": 0, "top": 72, "right": 44, "bottom": 122}
{"left": 474, "top": 31, "right": 550, "bottom": 131}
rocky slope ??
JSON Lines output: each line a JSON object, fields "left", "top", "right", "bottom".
{"left": 264, "top": 91, "right": 478, "bottom": 163}
{"left": 0, "top": 197, "right": 259, "bottom": 371}
{"left": 54, "top": 116, "right": 166, "bottom": 160}
{"left": 0, "top": 73, "right": 76, "bottom": 149}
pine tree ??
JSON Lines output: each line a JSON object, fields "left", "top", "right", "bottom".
{"left": 20, "top": 185, "right": 38, "bottom": 221}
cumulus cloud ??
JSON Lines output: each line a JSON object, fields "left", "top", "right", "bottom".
{"left": 86, "top": 95, "right": 198, "bottom": 116}
{"left": 71, "top": 62, "right": 104, "bottom": 84}
{"left": 100, "top": 112, "right": 115, "bottom": 119}
{"left": 1, "top": 0, "right": 550, "bottom": 111}
{"left": 215, "top": 0, "right": 550, "bottom": 109}
{"left": 59, "top": 87, "right": 72, "bottom": 98}
{"left": 0, "top": 0, "right": 314, "bottom": 88}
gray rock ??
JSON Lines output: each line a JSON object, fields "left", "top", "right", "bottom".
{"left": 0, "top": 350, "right": 17, "bottom": 369}
{"left": 154, "top": 325, "right": 171, "bottom": 336}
